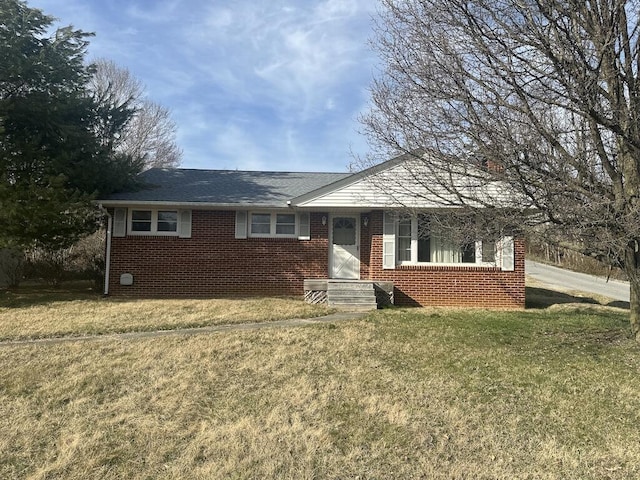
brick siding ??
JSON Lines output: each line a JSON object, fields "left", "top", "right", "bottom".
{"left": 108, "top": 210, "right": 329, "bottom": 297}
{"left": 108, "top": 208, "right": 525, "bottom": 308}
{"left": 363, "top": 210, "right": 525, "bottom": 308}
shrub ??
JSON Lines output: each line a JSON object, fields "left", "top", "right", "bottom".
{"left": 23, "top": 231, "right": 105, "bottom": 287}
{"left": 0, "top": 249, "right": 25, "bottom": 288}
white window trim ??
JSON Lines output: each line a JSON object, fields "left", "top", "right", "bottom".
{"left": 396, "top": 216, "right": 498, "bottom": 267}
{"left": 128, "top": 209, "right": 180, "bottom": 236}
{"left": 248, "top": 211, "right": 298, "bottom": 238}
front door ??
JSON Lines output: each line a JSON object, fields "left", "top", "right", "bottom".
{"left": 330, "top": 215, "right": 360, "bottom": 279}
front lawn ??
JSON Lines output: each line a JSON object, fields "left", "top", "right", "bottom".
{"left": 1, "top": 305, "right": 638, "bottom": 479}
{"left": 0, "top": 283, "right": 332, "bottom": 341}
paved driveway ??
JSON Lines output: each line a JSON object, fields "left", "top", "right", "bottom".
{"left": 525, "top": 260, "right": 629, "bottom": 302}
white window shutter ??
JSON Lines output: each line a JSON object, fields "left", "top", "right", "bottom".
{"left": 298, "top": 212, "right": 310, "bottom": 240}
{"left": 383, "top": 211, "right": 396, "bottom": 269}
{"left": 499, "top": 236, "right": 515, "bottom": 271}
{"left": 178, "top": 210, "right": 192, "bottom": 238}
{"left": 113, "top": 208, "right": 127, "bottom": 237}
{"left": 235, "top": 211, "right": 247, "bottom": 239}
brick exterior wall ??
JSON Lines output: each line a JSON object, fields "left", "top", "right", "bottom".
{"left": 108, "top": 210, "right": 330, "bottom": 297}
{"left": 362, "top": 210, "right": 525, "bottom": 309}
{"left": 107, "top": 208, "right": 525, "bottom": 308}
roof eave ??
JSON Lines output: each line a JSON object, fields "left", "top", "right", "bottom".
{"left": 97, "top": 200, "right": 294, "bottom": 210}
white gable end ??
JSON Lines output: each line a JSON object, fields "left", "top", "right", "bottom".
{"left": 295, "top": 176, "right": 402, "bottom": 208}
{"left": 294, "top": 158, "right": 513, "bottom": 209}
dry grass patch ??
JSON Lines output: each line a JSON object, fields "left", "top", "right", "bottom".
{"left": 525, "top": 277, "right": 628, "bottom": 309}
{"left": 1, "top": 307, "right": 639, "bottom": 479}
{"left": 0, "top": 284, "right": 331, "bottom": 341}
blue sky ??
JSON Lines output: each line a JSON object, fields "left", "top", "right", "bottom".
{"left": 32, "top": 0, "right": 379, "bottom": 172}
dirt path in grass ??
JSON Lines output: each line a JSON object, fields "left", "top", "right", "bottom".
{"left": 0, "top": 311, "right": 367, "bottom": 347}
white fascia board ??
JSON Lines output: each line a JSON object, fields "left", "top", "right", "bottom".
{"left": 97, "top": 200, "right": 294, "bottom": 210}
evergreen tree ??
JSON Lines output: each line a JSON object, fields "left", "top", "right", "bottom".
{"left": 0, "top": 0, "right": 142, "bottom": 250}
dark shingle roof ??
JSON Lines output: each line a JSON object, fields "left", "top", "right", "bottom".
{"left": 103, "top": 168, "right": 352, "bottom": 207}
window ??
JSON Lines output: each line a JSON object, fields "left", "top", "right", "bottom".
{"left": 157, "top": 211, "right": 178, "bottom": 232}
{"left": 332, "top": 217, "right": 356, "bottom": 245}
{"left": 397, "top": 218, "right": 411, "bottom": 262}
{"left": 130, "top": 209, "right": 180, "bottom": 235}
{"left": 276, "top": 214, "right": 296, "bottom": 235}
{"left": 397, "top": 215, "right": 488, "bottom": 265}
{"left": 249, "top": 212, "right": 297, "bottom": 237}
{"left": 251, "top": 213, "right": 271, "bottom": 235}
{"left": 131, "top": 210, "right": 152, "bottom": 232}
{"left": 480, "top": 238, "right": 496, "bottom": 263}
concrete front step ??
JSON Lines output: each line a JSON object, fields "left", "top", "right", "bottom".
{"left": 327, "top": 281, "right": 377, "bottom": 311}
{"left": 327, "top": 288, "right": 375, "bottom": 296}
{"left": 328, "top": 297, "right": 377, "bottom": 305}
{"left": 327, "top": 282, "right": 376, "bottom": 291}
{"left": 303, "top": 279, "right": 394, "bottom": 310}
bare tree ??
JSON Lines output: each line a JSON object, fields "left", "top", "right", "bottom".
{"left": 89, "top": 59, "right": 182, "bottom": 169}
{"left": 361, "top": 0, "right": 640, "bottom": 338}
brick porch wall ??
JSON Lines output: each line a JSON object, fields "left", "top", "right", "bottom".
{"left": 362, "top": 210, "right": 526, "bottom": 309}
{"left": 108, "top": 210, "right": 330, "bottom": 297}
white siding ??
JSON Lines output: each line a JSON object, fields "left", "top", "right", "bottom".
{"left": 296, "top": 160, "right": 513, "bottom": 209}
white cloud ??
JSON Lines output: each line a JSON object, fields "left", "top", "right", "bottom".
{"left": 315, "top": 0, "right": 359, "bottom": 21}
{"left": 204, "top": 8, "right": 234, "bottom": 30}
{"left": 125, "top": 0, "right": 182, "bottom": 23}
{"left": 183, "top": 1, "right": 372, "bottom": 118}
{"left": 26, "top": 0, "right": 379, "bottom": 172}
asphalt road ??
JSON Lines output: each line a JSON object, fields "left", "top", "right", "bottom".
{"left": 525, "top": 260, "right": 630, "bottom": 302}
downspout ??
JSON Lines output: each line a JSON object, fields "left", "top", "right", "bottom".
{"left": 99, "top": 204, "right": 112, "bottom": 296}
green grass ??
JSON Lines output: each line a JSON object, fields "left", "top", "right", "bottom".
{"left": 1, "top": 299, "right": 639, "bottom": 479}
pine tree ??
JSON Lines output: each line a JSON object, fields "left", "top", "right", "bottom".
{"left": 0, "top": 0, "right": 142, "bottom": 250}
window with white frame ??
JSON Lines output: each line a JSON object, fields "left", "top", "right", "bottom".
{"left": 275, "top": 213, "right": 296, "bottom": 235}
{"left": 112, "top": 208, "right": 190, "bottom": 238}
{"left": 397, "top": 218, "right": 412, "bottom": 262}
{"left": 249, "top": 212, "right": 297, "bottom": 237}
{"left": 131, "top": 210, "right": 152, "bottom": 232}
{"left": 250, "top": 213, "right": 271, "bottom": 235}
{"left": 397, "top": 215, "right": 494, "bottom": 265}
{"left": 157, "top": 211, "right": 178, "bottom": 232}
{"left": 130, "top": 209, "right": 178, "bottom": 235}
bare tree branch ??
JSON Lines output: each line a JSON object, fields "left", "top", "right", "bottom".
{"left": 361, "top": 0, "right": 640, "bottom": 338}
{"left": 89, "top": 59, "right": 182, "bottom": 169}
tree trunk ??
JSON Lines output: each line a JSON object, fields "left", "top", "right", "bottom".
{"left": 630, "top": 277, "right": 640, "bottom": 342}
{"left": 625, "top": 243, "right": 640, "bottom": 342}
